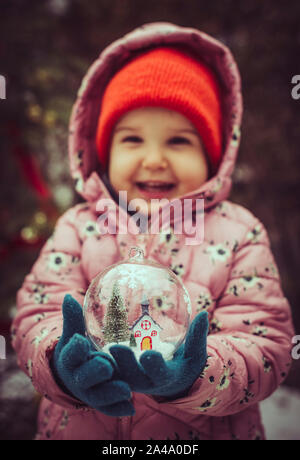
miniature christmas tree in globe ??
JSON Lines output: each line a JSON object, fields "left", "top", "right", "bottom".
{"left": 83, "top": 246, "right": 191, "bottom": 360}
{"left": 102, "top": 281, "right": 130, "bottom": 345}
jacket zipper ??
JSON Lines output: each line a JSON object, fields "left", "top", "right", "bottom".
{"left": 116, "top": 234, "right": 153, "bottom": 440}
{"left": 135, "top": 232, "right": 155, "bottom": 259}
{"left": 117, "top": 416, "right": 131, "bottom": 440}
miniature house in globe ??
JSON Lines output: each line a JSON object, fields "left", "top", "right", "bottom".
{"left": 131, "top": 295, "right": 162, "bottom": 352}
{"left": 83, "top": 246, "right": 191, "bottom": 360}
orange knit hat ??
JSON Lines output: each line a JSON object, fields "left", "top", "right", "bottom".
{"left": 95, "top": 46, "right": 223, "bottom": 174}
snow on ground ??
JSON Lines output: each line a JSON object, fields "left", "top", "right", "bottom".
{"left": 260, "top": 385, "right": 300, "bottom": 440}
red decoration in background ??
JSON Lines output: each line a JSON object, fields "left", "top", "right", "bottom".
{"left": 13, "top": 143, "right": 50, "bottom": 199}
{"left": 0, "top": 121, "right": 60, "bottom": 262}
{"left": 8, "top": 121, "right": 51, "bottom": 199}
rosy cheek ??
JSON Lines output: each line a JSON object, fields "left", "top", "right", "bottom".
{"left": 109, "top": 162, "right": 135, "bottom": 193}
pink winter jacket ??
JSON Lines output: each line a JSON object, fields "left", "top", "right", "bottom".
{"left": 12, "top": 22, "right": 294, "bottom": 440}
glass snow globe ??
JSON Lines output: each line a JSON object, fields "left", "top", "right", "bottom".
{"left": 83, "top": 246, "right": 191, "bottom": 361}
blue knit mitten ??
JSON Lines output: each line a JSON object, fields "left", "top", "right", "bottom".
{"left": 109, "top": 311, "right": 209, "bottom": 399}
{"left": 51, "top": 295, "right": 134, "bottom": 417}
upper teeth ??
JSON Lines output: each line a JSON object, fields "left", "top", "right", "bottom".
{"left": 139, "top": 182, "right": 172, "bottom": 187}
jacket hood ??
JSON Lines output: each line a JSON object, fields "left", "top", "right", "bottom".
{"left": 68, "top": 22, "right": 242, "bottom": 211}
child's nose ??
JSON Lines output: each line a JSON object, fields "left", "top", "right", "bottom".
{"left": 142, "top": 147, "right": 168, "bottom": 170}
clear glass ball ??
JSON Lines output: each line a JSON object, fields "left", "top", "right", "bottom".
{"left": 83, "top": 246, "right": 191, "bottom": 361}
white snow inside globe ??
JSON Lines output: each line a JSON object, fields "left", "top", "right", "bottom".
{"left": 83, "top": 246, "right": 191, "bottom": 361}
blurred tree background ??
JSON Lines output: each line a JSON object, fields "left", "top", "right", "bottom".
{"left": 0, "top": 0, "right": 299, "bottom": 439}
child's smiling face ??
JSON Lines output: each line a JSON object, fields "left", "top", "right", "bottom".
{"left": 108, "top": 107, "right": 209, "bottom": 214}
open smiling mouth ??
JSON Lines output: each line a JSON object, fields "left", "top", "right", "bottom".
{"left": 136, "top": 181, "right": 176, "bottom": 192}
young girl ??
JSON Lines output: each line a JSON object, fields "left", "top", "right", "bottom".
{"left": 11, "top": 22, "right": 294, "bottom": 440}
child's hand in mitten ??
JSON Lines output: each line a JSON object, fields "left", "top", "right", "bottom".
{"left": 109, "top": 311, "right": 209, "bottom": 399}
{"left": 51, "top": 295, "right": 134, "bottom": 417}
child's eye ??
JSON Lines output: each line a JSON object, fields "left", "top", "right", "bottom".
{"left": 169, "top": 136, "right": 191, "bottom": 145}
{"left": 122, "top": 136, "right": 142, "bottom": 143}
